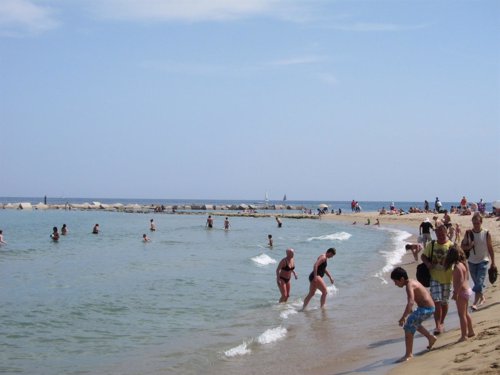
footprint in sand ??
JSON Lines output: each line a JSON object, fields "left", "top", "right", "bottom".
{"left": 454, "top": 366, "right": 476, "bottom": 372}
{"left": 477, "top": 328, "right": 499, "bottom": 340}
{"left": 454, "top": 352, "right": 473, "bottom": 363}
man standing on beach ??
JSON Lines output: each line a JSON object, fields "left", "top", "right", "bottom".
{"left": 461, "top": 213, "right": 496, "bottom": 310}
{"left": 421, "top": 221, "right": 453, "bottom": 335}
{"left": 419, "top": 218, "right": 434, "bottom": 248}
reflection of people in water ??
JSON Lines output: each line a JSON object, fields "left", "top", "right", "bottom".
{"left": 51, "top": 226, "right": 60, "bottom": 241}
{"left": 302, "top": 248, "right": 336, "bottom": 311}
{"left": 268, "top": 234, "right": 273, "bottom": 247}
{"left": 276, "top": 217, "right": 282, "bottom": 228}
{"left": 206, "top": 215, "right": 213, "bottom": 229}
{"left": 276, "top": 248, "right": 298, "bottom": 303}
{"left": 92, "top": 224, "right": 99, "bottom": 234}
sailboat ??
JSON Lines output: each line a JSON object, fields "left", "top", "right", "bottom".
{"left": 264, "top": 192, "right": 269, "bottom": 207}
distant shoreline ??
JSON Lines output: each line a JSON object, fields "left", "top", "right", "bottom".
{"left": 0, "top": 200, "right": 322, "bottom": 219}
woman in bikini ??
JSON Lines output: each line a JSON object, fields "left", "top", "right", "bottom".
{"left": 301, "top": 247, "right": 336, "bottom": 311}
{"left": 445, "top": 246, "right": 475, "bottom": 342}
{"left": 276, "top": 248, "right": 298, "bottom": 303}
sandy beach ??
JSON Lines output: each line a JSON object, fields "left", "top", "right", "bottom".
{"left": 320, "top": 211, "right": 500, "bottom": 375}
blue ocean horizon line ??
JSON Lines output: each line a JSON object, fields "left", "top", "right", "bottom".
{"left": 0, "top": 196, "right": 492, "bottom": 213}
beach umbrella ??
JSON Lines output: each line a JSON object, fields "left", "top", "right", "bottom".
{"left": 318, "top": 204, "right": 329, "bottom": 209}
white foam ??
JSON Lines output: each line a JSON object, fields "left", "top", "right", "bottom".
{"left": 256, "top": 326, "right": 287, "bottom": 345}
{"left": 224, "top": 342, "right": 251, "bottom": 357}
{"left": 307, "top": 232, "right": 352, "bottom": 242}
{"left": 315, "top": 284, "right": 338, "bottom": 296}
{"left": 251, "top": 253, "right": 276, "bottom": 266}
{"left": 374, "top": 228, "right": 412, "bottom": 282}
{"left": 280, "top": 308, "right": 298, "bottom": 319}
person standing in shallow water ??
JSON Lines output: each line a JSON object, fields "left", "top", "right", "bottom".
{"left": 276, "top": 216, "right": 282, "bottom": 228}
{"left": 206, "top": 215, "right": 213, "bottom": 229}
{"left": 276, "top": 248, "right": 298, "bottom": 303}
{"left": 268, "top": 234, "right": 273, "bottom": 248}
{"left": 224, "top": 217, "right": 230, "bottom": 231}
{"left": 92, "top": 224, "right": 99, "bottom": 234}
{"left": 301, "top": 247, "right": 336, "bottom": 311}
{"left": 51, "top": 227, "right": 60, "bottom": 241}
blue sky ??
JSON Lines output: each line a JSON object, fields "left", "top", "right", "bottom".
{"left": 1, "top": 0, "right": 499, "bottom": 202}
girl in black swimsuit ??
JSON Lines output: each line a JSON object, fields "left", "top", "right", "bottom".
{"left": 302, "top": 248, "right": 336, "bottom": 311}
{"left": 276, "top": 248, "right": 298, "bottom": 303}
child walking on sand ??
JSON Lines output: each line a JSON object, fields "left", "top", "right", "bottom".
{"left": 391, "top": 267, "right": 437, "bottom": 362}
{"left": 444, "top": 246, "right": 475, "bottom": 342}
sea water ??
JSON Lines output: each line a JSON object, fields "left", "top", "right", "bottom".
{"left": 0, "top": 207, "right": 416, "bottom": 375}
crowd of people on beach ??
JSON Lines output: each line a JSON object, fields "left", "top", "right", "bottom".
{"left": 377, "top": 196, "right": 500, "bottom": 219}
{"left": 395, "top": 210, "right": 496, "bottom": 362}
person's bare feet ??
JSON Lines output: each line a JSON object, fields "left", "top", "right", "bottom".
{"left": 427, "top": 335, "right": 437, "bottom": 350}
{"left": 457, "top": 336, "right": 467, "bottom": 343}
{"left": 396, "top": 355, "right": 413, "bottom": 363}
{"left": 433, "top": 325, "right": 444, "bottom": 335}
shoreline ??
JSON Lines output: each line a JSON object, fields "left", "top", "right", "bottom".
{"left": 320, "top": 211, "right": 500, "bottom": 375}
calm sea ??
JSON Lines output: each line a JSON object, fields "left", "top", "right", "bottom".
{"left": 0, "top": 199, "right": 447, "bottom": 374}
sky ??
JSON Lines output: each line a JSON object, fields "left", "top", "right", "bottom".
{"left": 1, "top": 0, "right": 499, "bottom": 203}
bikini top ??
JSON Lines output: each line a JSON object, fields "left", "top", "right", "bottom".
{"left": 282, "top": 260, "right": 295, "bottom": 272}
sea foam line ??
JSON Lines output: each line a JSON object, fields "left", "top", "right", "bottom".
{"left": 307, "top": 232, "right": 352, "bottom": 242}
{"left": 251, "top": 253, "right": 276, "bottom": 266}
{"left": 224, "top": 326, "right": 287, "bottom": 358}
{"left": 374, "top": 227, "right": 412, "bottom": 283}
